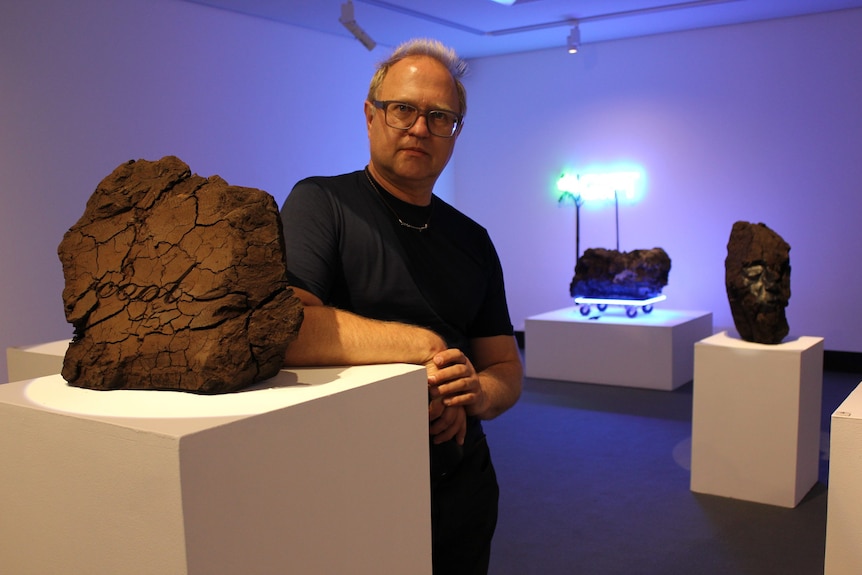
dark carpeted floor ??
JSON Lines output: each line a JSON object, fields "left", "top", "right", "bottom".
{"left": 484, "top": 365, "right": 861, "bottom": 575}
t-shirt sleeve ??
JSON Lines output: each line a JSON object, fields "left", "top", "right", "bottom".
{"left": 470, "top": 238, "right": 515, "bottom": 339}
{"left": 279, "top": 179, "right": 340, "bottom": 303}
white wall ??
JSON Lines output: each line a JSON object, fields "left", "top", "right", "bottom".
{"left": 0, "top": 0, "right": 379, "bottom": 379}
{"left": 456, "top": 9, "right": 862, "bottom": 353}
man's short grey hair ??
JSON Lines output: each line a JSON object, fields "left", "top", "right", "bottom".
{"left": 367, "top": 38, "right": 468, "bottom": 117}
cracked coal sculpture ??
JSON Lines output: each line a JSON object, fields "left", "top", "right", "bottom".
{"left": 570, "top": 247, "right": 671, "bottom": 300}
{"left": 725, "top": 221, "right": 791, "bottom": 345}
{"left": 58, "top": 156, "right": 304, "bottom": 393}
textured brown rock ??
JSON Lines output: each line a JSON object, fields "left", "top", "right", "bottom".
{"left": 570, "top": 247, "right": 671, "bottom": 299}
{"left": 58, "top": 156, "right": 303, "bottom": 393}
{"left": 725, "top": 221, "right": 791, "bottom": 344}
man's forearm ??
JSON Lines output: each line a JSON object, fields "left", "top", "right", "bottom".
{"left": 283, "top": 304, "right": 447, "bottom": 367}
{"left": 472, "top": 360, "right": 523, "bottom": 420}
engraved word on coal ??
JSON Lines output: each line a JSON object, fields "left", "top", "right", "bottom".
{"left": 93, "top": 264, "right": 194, "bottom": 305}
{"left": 58, "top": 156, "right": 304, "bottom": 393}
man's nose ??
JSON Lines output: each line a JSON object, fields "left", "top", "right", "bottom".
{"left": 408, "top": 114, "right": 431, "bottom": 136}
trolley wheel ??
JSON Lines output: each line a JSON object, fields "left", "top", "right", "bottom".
{"left": 642, "top": 304, "right": 653, "bottom": 314}
{"left": 579, "top": 304, "right": 591, "bottom": 316}
{"left": 625, "top": 306, "right": 638, "bottom": 318}
{"left": 596, "top": 303, "right": 608, "bottom": 312}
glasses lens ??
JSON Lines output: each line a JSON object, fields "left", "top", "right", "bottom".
{"left": 383, "top": 102, "right": 459, "bottom": 138}
{"left": 427, "top": 111, "right": 458, "bottom": 137}
{"left": 385, "top": 102, "right": 417, "bottom": 129}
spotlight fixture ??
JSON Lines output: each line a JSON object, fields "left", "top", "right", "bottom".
{"left": 339, "top": 0, "right": 376, "bottom": 51}
{"left": 567, "top": 22, "right": 581, "bottom": 54}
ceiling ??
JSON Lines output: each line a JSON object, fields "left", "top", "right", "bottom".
{"left": 181, "top": 0, "right": 862, "bottom": 58}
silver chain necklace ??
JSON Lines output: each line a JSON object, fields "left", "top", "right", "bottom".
{"left": 365, "top": 168, "right": 432, "bottom": 232}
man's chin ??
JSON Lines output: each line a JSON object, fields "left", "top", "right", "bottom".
{"left": 392, "top": 162, "right": 440, "bottom": 183}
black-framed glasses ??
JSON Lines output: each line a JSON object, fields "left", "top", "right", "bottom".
{"left": 371, "top": 100, "right": 463, "bottom": 138}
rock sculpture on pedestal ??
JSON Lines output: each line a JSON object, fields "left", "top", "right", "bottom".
{"left": 725, "top": 221, "right": 791, "bottom": 345}
{"left": 570, "top": 247, "right": 671, "bottom": 300}
{"left": 58, "top": 156, "right": 304, "bottom": 393}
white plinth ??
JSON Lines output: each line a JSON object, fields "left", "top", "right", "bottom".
{"left": 690, "top": 331, "right": 824, "bottom": 508}
{"left": 0, "top": 365, "right": 431, "bottom": 575}
{"left": 824, "top": 381, "right": 862, "bottom": 575}
{"left": 524, "top": 307, "right": 712, "bottom": 390}
{"left": 6, "top": 339, "right": 68, "bottom": 382}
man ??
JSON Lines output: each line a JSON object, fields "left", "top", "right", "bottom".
{"left": 280, "top": 38, "right": 522, "bottom": 575}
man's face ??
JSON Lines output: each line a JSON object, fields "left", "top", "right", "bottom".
{"left": 365, "top": 55, "right": 461, "bottom": 194}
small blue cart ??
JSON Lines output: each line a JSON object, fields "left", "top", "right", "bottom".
{"left": 574, "top": 294, "right": 667, "bottom": 318}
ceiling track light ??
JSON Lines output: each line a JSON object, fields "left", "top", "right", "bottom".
{"left": 567, "top": 22, "right": 580, "bottom": 54}
{"left": 357, "top": 0, "right": 741, "bottom": 55}
{"left": 339, "top": 0, "right": 377, "bottom": 51}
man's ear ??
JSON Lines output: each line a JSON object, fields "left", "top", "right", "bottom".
{"left": 364, "top": 100, "right": 376, "bottom": 132}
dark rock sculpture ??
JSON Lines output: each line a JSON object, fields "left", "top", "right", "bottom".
{"left": 570, "top": 247, "right": 671, "bottom": 299}
{"left": 58, "top": 156, "right": 304, "bottom": 393}
{"left": 725, "top": 221, "right": 791, "bottom": 344}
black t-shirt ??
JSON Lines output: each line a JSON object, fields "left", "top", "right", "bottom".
{"left": 279, "top": 169, "right": 514, "bottom": 356}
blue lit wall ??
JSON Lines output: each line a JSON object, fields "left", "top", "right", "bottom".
{"left": 455, "top": 10, "right": 862, "bottom": 353}
{"left": 2, "top": 1, "right": 861, "bottom": 381}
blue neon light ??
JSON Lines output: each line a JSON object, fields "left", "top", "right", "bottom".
{"left": 557, "top": 171, "right": 643, "bottom": 204}
{"left": 573, "top": 294, "right": 666, "bottom": 306}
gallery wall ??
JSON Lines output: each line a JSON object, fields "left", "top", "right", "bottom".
{"left": 2, "top": 1, "right": 861, "bottom": 380}
{"left": 455, "top": 8, "right": 862, "bottom": 353}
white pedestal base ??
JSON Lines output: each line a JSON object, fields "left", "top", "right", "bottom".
{"left": 0, "top": 366, "right": 431, "bottom": 575}
{"left": 525, "top": 307, "right": 712, "bottom": 390}
{"left": 690, "top": 332, "right": 824, "bottom": 508}
{"left": 824, "top": 381, "right": 862, "bottom": 575}
{"left": 5, "top": 339, "right": 68, "bottom": 382}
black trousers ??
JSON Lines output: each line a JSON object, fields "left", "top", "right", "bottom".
{"left": 430, "top": 437, "right": 499, "bottom": 575}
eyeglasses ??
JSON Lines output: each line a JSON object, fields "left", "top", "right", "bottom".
{"left": 371, "top": 100, "right": 462, "bottom": 138}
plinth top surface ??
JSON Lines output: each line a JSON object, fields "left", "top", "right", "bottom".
{"left": 1, "top": 364, "right": 422, "bottom": 421}
{"left": 527, "top": 306, "right": 711, "bottom": 327}
{"left": 833, "top": 381, "right": 862, "bottom": 419}
{"left": 14, "top": 339, "right": 71, "bottom": 355}
{"left": 699, "top": 331, "right": 824, "bottom": 351}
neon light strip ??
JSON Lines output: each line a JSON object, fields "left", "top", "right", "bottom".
{"left": 573, "top": 294, "right": 667, "bottom": 306}
{"left": 557, "top": 171, "right": 641, "bottom": 202}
